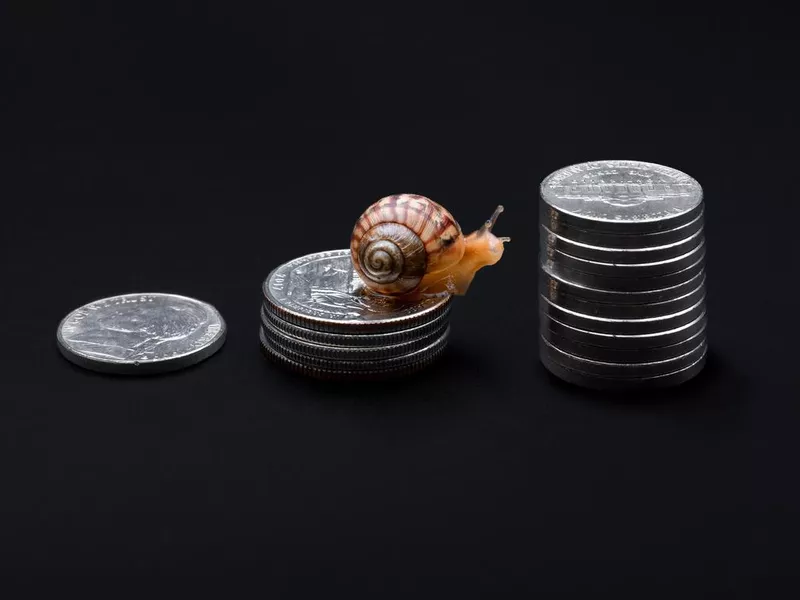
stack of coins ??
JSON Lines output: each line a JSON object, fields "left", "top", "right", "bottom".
{"left": 260, "top": 249, "right": 451, "bottom": 380}
{"left": 539, "top": 160, "right": 708, "bottom": 390}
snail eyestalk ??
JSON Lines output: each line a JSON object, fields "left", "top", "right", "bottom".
{"left": 417, "top": 204, "right": 509, "bottom": 296}
{"left": 479, "top": 205, "right": 504, "bottom": 235}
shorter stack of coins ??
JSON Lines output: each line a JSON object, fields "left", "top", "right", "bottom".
{"left": 539, "top": 160, "right": 708, "bottom": 390}
{"left": 260, "top": 249, "right": 451, "bottom": 380}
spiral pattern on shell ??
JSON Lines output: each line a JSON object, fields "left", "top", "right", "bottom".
{"left": 351, "top": 194, "right": 463, "bottom": 295}
{"left": 360, "top": 238, "right": 406, "bottom": 284}
{"left": 356, "top": 222, "right": 426, "bottom": 293}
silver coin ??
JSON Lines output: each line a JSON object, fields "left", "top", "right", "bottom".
{"left": 261, "top": 302, "right": 452, "bottom": 347}
{"left": 540, "top": 159, "right": 703, "bottom": 233}
{"left": 541, "top": 237, "right": 705, "bottom": 279}
{"left": 260, "top": 324, "right": 449, "bottom": 371}
{"left": 539, "top": 293, "right": 706, "bottom": 335}
{"left": 541, "top": 322, "right": 706, "bottom": 363}
{"left": 539, "top": 269, "right": 706, "bottom": 319}
{"left": 261, "top": 313, "right": 448, "bottom": 360}
{"left": 540, "top": 269, "right": 706, "bottom": 319}
{"left": 259, "top": 327, "right": 448, "bottom": 379}
{"left": 541, "top": 223, "right": 704, "bottom": 264}
{"left": 263, "top": 249, "right": 451, "bottom": 334}
{"left": 540, "top": 310, "right": 708, "bottom": 351}
{"left": 539, "top": 204, "right": 705, "bottom": 250}
{"left": 540, "top": 348, "right": 707, "bottom": 390}
{"left": 57, "top": 293, "right": 226, "bottom": 374}
{"left": 541, "top": 249, "right": 705, "bottom": 292}
{"left": 540, "top": 262, "right": 705, "bottom": 306}
{"left": 540, "top": 334, "right": 707, "bottom": 379}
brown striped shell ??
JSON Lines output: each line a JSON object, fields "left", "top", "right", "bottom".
{"left": 350, "top": 194, "right": 465, "bottom": 295}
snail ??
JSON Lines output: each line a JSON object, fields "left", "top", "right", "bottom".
{"left": 350, "top": 194, "right": 510, "bottom": 298}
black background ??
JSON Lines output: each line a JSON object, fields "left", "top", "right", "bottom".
{"left": 2, "top": 2, "right": 799, "bottom": 596}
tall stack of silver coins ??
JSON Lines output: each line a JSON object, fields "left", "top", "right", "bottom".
{"left": 260, "top": 249, "right": 451, "bottom": 379}
{"left": 539, "top": 160, "right": 707, "bottom": 390}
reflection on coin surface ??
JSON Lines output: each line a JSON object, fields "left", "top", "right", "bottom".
{"left": 57, "top": 293, "right": 226, "bottom": 374}
{"left": 263, "top": 249, "right": 451, "bottom": 333}
{"left": 540, "top": 160, "right": 703, "bottom": 232}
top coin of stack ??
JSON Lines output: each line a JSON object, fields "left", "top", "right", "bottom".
{"left": 538, "top": 159, "right": 708, "bottom": 390}
{"left": 260, "top": 249, "right": 452, "bottom": 380}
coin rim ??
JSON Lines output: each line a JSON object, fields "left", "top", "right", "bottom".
{"left": 540, "top": 310, "right": 708, "bottom": 350}
{"left": 539, "top": 203, "right": 705, "bottom": 247}
{"left": 539, "top": 159, "right": 704, "bottom": 227}
{"left": 540, "top": 333, "right": 707, "bottom": 377}
{"left": 261, "top": 314, "right": 449, "bottom": 360}
{"left": 541, "top": 238, "right": 706, "bottom": 277}
{"left": 259, "top": 327, "right": 448, "bottom": 379}
{"left": 259, "top": 324, "right": 450, "bottom": 370}
{"left": 541, "top": 223, "right": 705, "bottom": 264}
{"left": 541, "top": 250, "right": 706, "bottom": 292}
{"left": 541, "top": 323, "right": 707, "bottom": 363}
{"left": 539, "top": 271, "right": 706, "bottom": 319}
{"left": 540, "top": 348, "right": 707, "bottom": 390}
{"left": 261, "top": 301, "right": 452, "bottom": 346}
{"left": 539, "top": 293, "right": 706, "bottom": 335}
{"left": 540, "top": 262, "right": 706, "bottom": 305}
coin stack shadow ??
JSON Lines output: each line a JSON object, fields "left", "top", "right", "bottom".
{"left": 260, "top": 249, "right": 452, "bottom": 380}
{"left": 538, "top": 160, "right": 708, "bottom": 390}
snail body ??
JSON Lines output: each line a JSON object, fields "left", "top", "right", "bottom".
{"left": 351, "top": 194, "right": 509, "bottom": 298}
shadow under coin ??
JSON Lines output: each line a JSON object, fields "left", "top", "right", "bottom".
{"left": 539, "top": 348, "right": 749, "bottom": 414}
{"left": 54, "top": 345, "right": 228, "bottom": 380}
{"left": 262, "top": 342, "right": 493, "bottom": 410}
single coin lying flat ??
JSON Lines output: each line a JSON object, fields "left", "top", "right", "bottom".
{"left": 56, "top": 293, "right": 226, "bottom": 374}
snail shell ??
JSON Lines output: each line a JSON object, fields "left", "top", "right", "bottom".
{"left": 350, "top": 194, "right": 464, "bottom": 295}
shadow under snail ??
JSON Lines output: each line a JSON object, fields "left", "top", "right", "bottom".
{"left": 350, "top": 194, "right": 510, "bottom": 299}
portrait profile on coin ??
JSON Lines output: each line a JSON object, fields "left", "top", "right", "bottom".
{"left": 87, "top": 299, "right": 207, "bottom": 360}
